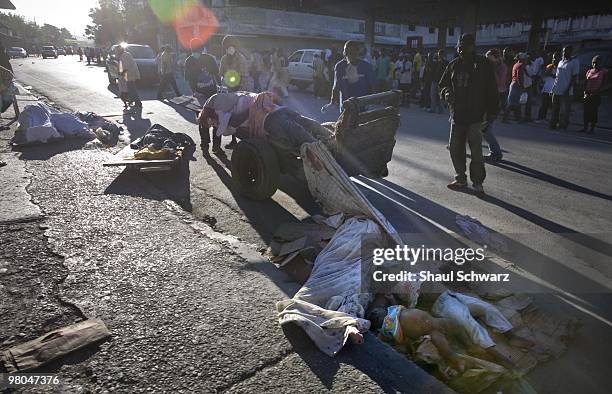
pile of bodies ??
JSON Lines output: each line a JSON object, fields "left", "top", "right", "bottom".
{"left": 272, "top": 141, "right": 577, "bottom": 393}
{"left": 11, "top": 103, "right": 123, "bottom": 146}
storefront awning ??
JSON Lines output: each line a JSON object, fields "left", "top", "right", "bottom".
{"left": 0, "top": 0, "right": 15, "bottom": 10}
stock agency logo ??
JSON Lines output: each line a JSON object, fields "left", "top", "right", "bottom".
{"left": 368, "top": 244, "right": 510, "bottom": 284}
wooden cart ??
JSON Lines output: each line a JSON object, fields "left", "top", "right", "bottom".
{"left": 231, "top": 90, "right": 402, "bottom": 200}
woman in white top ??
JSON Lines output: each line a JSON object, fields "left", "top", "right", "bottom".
{"left": 397, "top": 55, "right": 413, "bottom": 107}
{"left": 537, "top": 52, "right": 559, "bottom": 122}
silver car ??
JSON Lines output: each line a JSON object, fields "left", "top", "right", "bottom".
{"left": 7, "top": 47, "right": 27, "bottom": 58}
{"left": 41, "top": 46, "right": 58, "bottom": 59}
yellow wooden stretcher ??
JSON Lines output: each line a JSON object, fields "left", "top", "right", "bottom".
{"left": 103, "top": 144, "right": 182, "bottom": 173}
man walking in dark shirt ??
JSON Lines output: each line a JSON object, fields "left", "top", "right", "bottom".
{"left": 184, "top": 47, "right": 219, "bottom": 98}
{"left": 439, "top": 34, "right": 498, "bottom": 197}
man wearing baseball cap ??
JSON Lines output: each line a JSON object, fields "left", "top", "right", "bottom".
{"left": 439, "top": 33, "right": 498, "bottom": 197}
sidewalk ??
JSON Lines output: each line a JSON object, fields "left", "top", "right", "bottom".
{"left": 570, "top": 94, "right": 612, "bottom": 129}
{"left": 0, "top": 94, "right": 448, "bottom": 392}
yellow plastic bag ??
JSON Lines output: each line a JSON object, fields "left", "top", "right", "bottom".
{"left": 133, "top": 146, "right": 176, "bottom": 160}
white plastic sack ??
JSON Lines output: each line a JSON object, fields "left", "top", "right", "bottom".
{"left": 13, "top": 103, "right": 62, "bottom": 145}
{"left": 450, "top": 291, "right": 512, "bottom": 333}
{"left": 49, "top": 112, "right": 91, "bottom": 138}
{"left": 277, "top": 217, "right": 381, "bottom": 357}
{"left": 432, "top": 290, "right": 512, "bottom": 349}
{"left": 294, "top": 217, "right": 381, "bottom": 308}
{"left": 13, "top": 125, "right": 62, "bottom": 145}
{"left": 276, "top": 299, "right": 370, "bottom": 357}
{"left": 17, "top": 102, "right": 53, "bottom": 130}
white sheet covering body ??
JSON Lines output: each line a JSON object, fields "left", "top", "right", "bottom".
{"left": 13, "top": 102, "right": 93, "bottom": 145}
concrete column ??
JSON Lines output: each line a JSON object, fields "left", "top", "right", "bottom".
{"left": 527, "top": 14, "right": 543, "bottom": 53}
{"left": 437, "top": 20, "right": 447, "bottom": 50}
{"left": 461, "top": 0, "right": 479, "bottom": 35}
{"left": 364, "top": 13, "right": 375, "bottom": 60}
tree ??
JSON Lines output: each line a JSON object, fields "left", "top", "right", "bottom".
{"left": 0, "top": 12, "right": 73, "bottom": 47}
{"left": 59, "top": 28, "right": 74, "bottom": 42}
{"left": 123, "top": 0, "right": 159, "bottom": 47}
{"left": 40, "top": 24, "right": 61, "bottom": 45}
{"left": 86, "top": 0, "right": 126, "bottom": 45}
{"left": 85, "top": 0, "right": 160, "bottom": 47}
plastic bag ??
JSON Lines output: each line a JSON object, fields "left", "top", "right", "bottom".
{"left": 294, "top": 217, "right": 382, "bottom": 308}
{"left": 450, "top": 291, "right": 512, "bottom": 333}
{"left": 13, "top": 103, "right": 62, "bottom": 145}
{"left": 449, "top": 354, "right": 537, "bottom": 394}
{"left": 49, "top": 112, "right": 91, "bottom": 137}
{"left": 432, "top": 291, "right": 496, "bottom": 349}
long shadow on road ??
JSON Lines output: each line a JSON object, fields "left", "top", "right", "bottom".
{"left": 356, "top": 176, "right": 612, "bottom": 318}
{"left": 14, "top": 138, "right": 90, "bottom": 161}
{"left": 487, "top": 159, "right": 612, "bottom": 202}
{"left": 282, "top": 324, "right": 447, "bottom": 393}
{"left": 201, "top": 152, "right": 320, "bottom": 243}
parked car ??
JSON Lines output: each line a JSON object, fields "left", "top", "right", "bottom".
{"left": 6, "top": 47, "right": 27, "bottom": 58}
{"left": 65, "top": 47, "right": 73, "bottom": 55}
{"left": 106, "top": 44, "right": 159, "bottom": 85}
{"left": 287, "top": 49, "right": 324, "bottom": 90}
{"left": 57, "top": 47, "right": 66, "bottom": 56}
{"left": 41, "top": 46, "right": 58, "bottom": 59}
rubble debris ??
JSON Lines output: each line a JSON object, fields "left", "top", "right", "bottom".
{"left": 368, "top": 287, "right": 577, "bottom": 392}
{"left": 1, "top": 319, "right": 111, "bottom": 373}
{"left": 275, "top": 252, "right": 313, "bottom": 284}
{"left": 276, "top": 236, "right": 314, "bottom": 258}
{"left": 432, "top": 290, "right": 512, "bottom": 350}
{"left": 272, "top": 222, "right": 336, "bottom": 244}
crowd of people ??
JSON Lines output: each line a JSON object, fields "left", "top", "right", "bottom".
{"left": 316, "top": 35, "right": 609, "bottom": 197}
{"left": 80, "top": 34, "right": 607, "bottom": 197}
{"left": 437, "top": 35, "right": 607, "bottom": 196}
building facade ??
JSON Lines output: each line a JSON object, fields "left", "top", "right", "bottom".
{"left": 205, "top": 0, "right": 612, "bottom": 52}
{"left": 160, "top": 1, "right": 612, "bottom": 57}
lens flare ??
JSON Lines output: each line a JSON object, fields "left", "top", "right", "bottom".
{"left": 224, "top": 70, "right": 241, "bottom": 88}
{"left": 148, "top": 0, "right": 219, "bottom": 49}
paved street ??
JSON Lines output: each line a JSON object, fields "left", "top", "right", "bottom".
{"left": 3, "top": 54, "right": 612, "bottom": 392}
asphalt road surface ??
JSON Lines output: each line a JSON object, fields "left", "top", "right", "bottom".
{"left": 8, "top": 55, "right": 612, "bottom": 392}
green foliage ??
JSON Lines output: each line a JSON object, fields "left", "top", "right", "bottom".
{"left": 0, "top": 12, "right": 74, "bottom": 46}
{"left": 86, "top": 0, "right": 160, "bottom": 46}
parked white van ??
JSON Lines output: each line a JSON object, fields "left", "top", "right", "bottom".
{"left": 287, "top": 49, "right": 325, "bottom": 90}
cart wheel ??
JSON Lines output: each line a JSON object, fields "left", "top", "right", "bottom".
{"left": 231, "top": 138, "right": 279, "bottom": 200}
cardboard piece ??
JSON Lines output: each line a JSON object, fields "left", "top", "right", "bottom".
{"left": 1, "top": 319, "right": 111, "bottom": 372}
